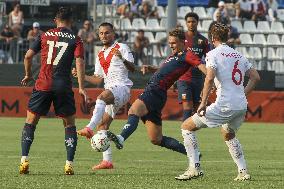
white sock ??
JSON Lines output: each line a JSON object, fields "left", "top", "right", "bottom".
{"left": 87, "top": 99, "right": 106, "bottom": 130}
{"left": 21, "top": 156, "right": 28, "bottom": 163}
{"left": 66, "top": 160, "right": 73, "bottom": 165}
{"left": 182, "top": 129, "right": 200, "bottom": 168}
{"left": 225, "top": 137, "right": 247, "bottom": 172}
{"left": 103, "top": 146, "right": 112, "bottom": 162}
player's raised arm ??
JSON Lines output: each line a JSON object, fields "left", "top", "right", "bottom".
{"left": 244, "top": 67, "right": 260, "bottom": 96}
{"left": 21, "top": 49, "right": 35, "bottom": 86}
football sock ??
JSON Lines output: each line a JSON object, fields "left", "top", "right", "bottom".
{"left": 225, "top": 137, "right": 247, "bottom": 172}
{"left": 159, "top": 136, "right": 187, "bottom": 155}
{"left": 182, "top": 129, "right": 200, "bottom": 168}
{"left": 182, "top": 109, "right": 192, "bottom": 121}
{"left": 120, "top": 114, "right": 139, "bottom": 141}
{"left": 65, "top": 126, "right": 77, "bottom": 162}
{"left": 87, "top": 99, "right": 106, "bottom": 130}
{"left": 21, "top": 123, "right": 36, "bottom": 156}
{"left": 103, "top": 146, "right": 112, "bottom": 162}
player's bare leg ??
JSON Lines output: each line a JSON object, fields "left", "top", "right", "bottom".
{"left": 77, "top": 90, "right": 114, "bottom": 139}
{"left": 221, "top": 128, "right": 250, "bottom": 181}
{"left": 176, "top": 117, "right": 203, "bottom": 180}
{"left": 62, "top": 115, "right": 77, "bottom": 175}
{"left": 145, "top": 120, "right": 187, "bottom": 154}
{"left": 107, "top": 99, "right": 148, "bottom": 149}
{"left": 92, "top": 113, "right": 114, "bottom": 170}
{"left": 19, "top": 110, "right": 40, "bottom": 174}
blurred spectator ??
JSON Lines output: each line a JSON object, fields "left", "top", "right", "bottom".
{"left": 224, "top": 0, "right": 239, "bottom": 17}
{"left": 128, "top": 0, "right": 140, "bottom": 21}
{"left": 133, "top": 29, "right": 150, "bottom": 65}
{"left": 208, "top": 0, "right": 219, "bottom": 17}
{"left": 8, "top": 3, "right": 24, "bottom": 37}
{"left": 78, "top": 20, "right": 97, "bottom": 65}
{"left": 213, "top": 1, "right": 229, "bottom": 22}
{"left": 113, "top": 0, "right": 128, "bottom": 18}
{"left": 0, "top": 24, "right": 15, "bottom": 63}
{"left": 267, "top": 0, "right": 278, "bottom": 21}
{"left": 27, "top": 22, "right": 43, "bottom": 64}
{"left": 140, "top": 0, "right": 159, "bottom": 19}
{"left": 226, "top": 19, "right": 241, "bottom": 49}
{"left": 235, "top": 0, "right": 254, "bottom": 20}
{"left": 27, "top": 22, "right": 43, "bottom": 43}
{"left": 252, "top": 0, "right": 267, "bottom": 21}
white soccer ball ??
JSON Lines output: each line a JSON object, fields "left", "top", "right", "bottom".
{"left": 90, "top": 132, "right": 110, "bottom": 152}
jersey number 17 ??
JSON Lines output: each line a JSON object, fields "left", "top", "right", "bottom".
{"left": 46, "top": 40, "right": 68, "bottom": 65}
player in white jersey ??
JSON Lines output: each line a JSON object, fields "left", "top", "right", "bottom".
{"left": 75, "top": 22, "right": 135, "bottom": 170}
{"left": 175, "top": 23, "right": 260, "bottom": 181}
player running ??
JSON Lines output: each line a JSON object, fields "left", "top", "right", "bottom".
{"left": 177, "top": 12, "right": 209, "bottom": 121}
{"left": 75, "top": 22, "right": 135, "bottom": 170}
{"left": 175, "top": 23, "right": 260, "bottom": 181}
{"left": 19, "top": 7, "right": 87, "bottom": 175}
{"left": 107, "top": 28, "right": 206, "bottom": 156}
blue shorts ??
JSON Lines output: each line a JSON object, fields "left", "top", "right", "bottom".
{"left": 28, "top": 89, "right": 76, "bottom": 117}
{"left": 139, "top": 88, "right": 167, "bottom": 126}
{"left": 177, "top": 79, "right": 203, "bottom": 104}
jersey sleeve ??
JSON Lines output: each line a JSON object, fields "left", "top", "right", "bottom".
{"left": 94, "top": 56, "right": 104, "bottom": 77}
{"left": 185, "top": 51, "right": 201, "bottom": 66}
{"left": 205, "top": 53, "right": 217, "bottom": 70}
{"left": 30, "top": 34, "right": 42, "bottom": 54}
{"left": 74, "top": 36, "right": 85, "bottom": 60}
{"left": 120, "top": 43, "right": 134, "bottom": 63}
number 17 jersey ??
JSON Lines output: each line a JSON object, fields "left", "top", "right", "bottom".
{"left": 205, "top": 44, "right": 252, "bottom": 110}
{"left": 30, "top": 27, "right": 84, "bottom": 91}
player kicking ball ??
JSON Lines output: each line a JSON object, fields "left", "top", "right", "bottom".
{"left": 75, "top": 22, "right": 135, "bottom": 170}
{"left": 175, "top": 23, "right": 260, "bottom": 181}
{"left": 107, "top": 28, "right": 206, "bottom": 157}
{"left": 19, "top": 7, "right": 87, "bottom": 175}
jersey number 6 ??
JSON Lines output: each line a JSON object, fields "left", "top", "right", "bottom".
{"left": 46, "top": 40, "right": 68, "bottom": 65}
{"left": 232, "top": 60, "right": 242, "bottom": 85}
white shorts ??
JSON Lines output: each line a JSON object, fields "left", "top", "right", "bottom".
{"left": 192, "top": 105, "right": 246, "bottom": 133}
{"left": 105, "top": 85, "right": 131, "bottom": 118}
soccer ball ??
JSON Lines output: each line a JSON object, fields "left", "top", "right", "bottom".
{"left": 90, "top": 132, "right": 110, "bottom": 152}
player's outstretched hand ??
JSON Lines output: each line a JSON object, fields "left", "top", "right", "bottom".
{"left": 79, "top": 88, "right": 88, "bottom": 102}
{"left": 197, "top": 103, "right": 206, "bottom": 117}
{"left": 21, "top": 75, "right": 34, "bottom": 86}
{"left": 141, "top": 65, "right": 151, "bottom": 75}
{"left": 72, "top": 68, "right": 77, "bottom": 78}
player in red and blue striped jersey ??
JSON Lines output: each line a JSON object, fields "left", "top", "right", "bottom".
{"left": 19, "top": 7, "right": 87, "bottom": 175}
{"left": 108, "top": 28, "right": 206, "bottom": 156}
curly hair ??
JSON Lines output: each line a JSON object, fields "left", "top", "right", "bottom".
{"left": 168, "top": 28, "right": 185, "bottom": 41}
{"left": 209, "top": 23, "right": 229, "bottom": 43}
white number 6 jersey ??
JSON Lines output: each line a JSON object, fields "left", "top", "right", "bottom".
{"left": 205, "top": 44, "right": 252, "bottom": 110}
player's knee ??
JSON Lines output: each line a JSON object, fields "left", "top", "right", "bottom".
{"left": 150, "top": 138, "right": 161, "bottom": 145}
{"left": 221, "top": 128, "right": 235, "bottom": 141}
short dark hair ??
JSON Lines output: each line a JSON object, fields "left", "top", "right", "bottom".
{"left": 56, "top": 7, "right": 73, "bottom": 21}
{"left": 99, "top": 22, "right": 114, "bottom": 31}
{"left": 169, "top": 28, "right": 185, "bottom": 41}
{"left": 210, "top": 23, "right": 229, "bottom": 42}
{"left": 185, "top": 12, "right": 199, "bottom": 22}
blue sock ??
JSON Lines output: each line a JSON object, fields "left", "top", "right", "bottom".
{"left": 159, "top": 136, "right": 186, "bottom": 155}
{"left": 120, "top": 114, "right": 139, "bottom": 141}
{"left": 65, "top": 126, "right": 77, "bottom": 161}
{"left": 21, "top": 123, "right": 36, "bottom": 156}
{"left": 183, "top": 109, "right": 192, "bottom": 121}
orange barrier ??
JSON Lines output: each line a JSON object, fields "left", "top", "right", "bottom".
{"left": 0, "top": 87, "right": 283, "bottom": 123}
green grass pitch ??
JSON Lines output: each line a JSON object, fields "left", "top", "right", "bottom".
{"left": 0, "top": 117, "right": 283, "bottom": 189}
